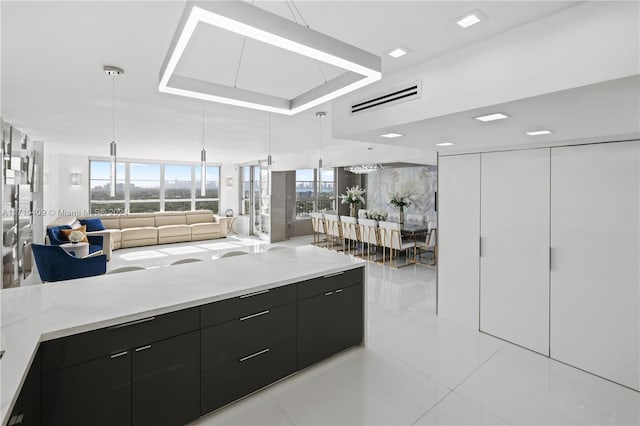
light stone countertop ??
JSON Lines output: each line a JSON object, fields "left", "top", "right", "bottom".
{"left": 0, "top": 245, "right": 366, "bottom": 425}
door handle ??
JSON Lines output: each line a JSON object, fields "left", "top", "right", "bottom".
{"left": 324, "top": 291, "right": 334, "bottom": 296}
{"left": 240, "top": 289, "right": 269, "bottom": 299}
{"left": 335, "top": 289, "right": 343, "bottom": 293}
{"left": 108, "top": 316, "right": 155, "bottom": 330}
{"left": 239, "top": 348, "right": 270, "bottom": 362}
{"left": 479, "top": 236, "right": 482, "bottom": 257}
{"left": 240, "top": 310, "right": 270, "bottom": 321}
{"left": 549, "top": 246, "right": 552, "bottom": 271}
{"left": 110, "top": 351, "right": 128, "bottom": 359}
{"left": 135, "top": 345, "right": 152, "bottom": 352}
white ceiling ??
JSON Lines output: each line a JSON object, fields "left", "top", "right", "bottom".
{"left": 0, "top": 0, "right": 592, "bottom": 167}
{"left": 352, "top": 76, "right": 640, "bottom": 153}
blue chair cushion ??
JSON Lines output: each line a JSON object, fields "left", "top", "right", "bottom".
{"left": 47, "top": 225, "right": 72, "bottom": 246}
{"left": 80, "top": 218, "right": 106, "bottom": 232}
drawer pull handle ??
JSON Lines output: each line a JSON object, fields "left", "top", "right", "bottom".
{"left": 239, "top": 348, "right": 270, "bottom": 362}
{"left": 240, "top": 310, "right": 270, "bottom": 321}
{"left": 240, "top": 289, "right": 269, "bottom": 299}
{"left": 335, "top": 289, "right": 343, "bottom": 293}
{"left": 325, "top": 291, "right": 334, "bottom": 296}
{"left": 110, "top": 351, "right": 128, "bottom": 359}
{"left": 108, "top": 316, "right": 155, "bottom": 330}
{"left": 135, "top": 345, "right": 152, "bottom": 352}
{"left": 324, "top": 271, "right": 344, "bottom": 278}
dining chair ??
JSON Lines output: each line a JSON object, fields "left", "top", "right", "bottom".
{"left": 357, "top": 209, "right": 369, "bottom": 219}
{"left": 358, "top": 218, "right": 379, "bottom": 260}
{"left": 310, "top": 212, "right": 328, "bottom": 247}
{"left": 377, "top": 221, "right": 416, "bottom": 267}
{"left": 323, "top": 214, "right": 343, "bottom": 250}
{"left": 340, "top": 216, "right": 359, "bottom": 255}
{"left": 406, "top": 214, "right": 426, "bottom": 225}
{"left": 417, "top": 228, "right": 437, "bottom": 265}
{"left": 387, "top": 212, "right": 400, "bottom": 223}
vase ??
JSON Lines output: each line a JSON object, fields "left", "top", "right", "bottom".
{"left": 399, "top": 211, "right": 404, "bottom": 224}
{"left": 349, "top": 204, "right": 357, "bottom": 217}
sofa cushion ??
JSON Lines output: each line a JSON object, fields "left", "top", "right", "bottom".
{"left": 79, "top": 217, "right": 106, "bottom": 232}
{"left": 90, "top": 215, "right": 121, "bottom": 230}
{"left": 185, "top": 210, "right": 215, "bottom": 225}
{"left": 157, "top": 224, "right": 191, "bottom": 238}
{"left": 120, "top": 215, "right": 155, "bottom": 229}
{"left": 190, "top": 222, "right": 220, "bottom": 236}
{"left": 120, "top": 227, "right": 158, "bottom": 241}
{"left": 155, "top": 212, "right": 187, "bottom": 227}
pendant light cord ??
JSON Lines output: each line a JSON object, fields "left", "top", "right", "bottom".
{"left": 285, "top": 0, "right": 327, "bottom": 83}
{"left": 234, "top": 0, "right": 255, "bottom": 88}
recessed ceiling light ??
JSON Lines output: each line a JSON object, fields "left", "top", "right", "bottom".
{"left": 525, "top": 130, "right": 553, "bottom": 136}
{"left": 455, "top": 10, "right": 486, "bottom": 29}
{"left": 435, "top": 142, "right": 455, "bottom": 147}
{"left": 474, "top": 113, "right": 509, "bottom": 122}
{"left": 388, "top": 47, "right": 408, "bottom": 58}
{"left": 379, "top": 132, "right": 404, "bottom": 138}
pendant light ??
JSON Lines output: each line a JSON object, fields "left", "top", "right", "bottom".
{"left": 104, "top": 66, "right": 124, "bottom": 197}
{"left": 315, "top": 111, "right": 326, "bottom": 212}
{"left": 200, "top": 101, "right": 207, "bottom": 197}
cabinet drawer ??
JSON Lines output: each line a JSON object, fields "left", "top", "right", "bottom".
{"left": 297, "top": 267, "right": 363, "bottom": 300}
{"left": 201, "top": 338, "right": 296, "bottom": 415}
{"left": 202, "top": 302, "right": 296, "bottom": 371}
{"left": 41, "top": 307, "right": 199, "bottom": 373}
{"left": 201, "top": 284, "right": 296, "bottom": 328}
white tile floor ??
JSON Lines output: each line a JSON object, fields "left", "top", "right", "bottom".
{"left": 110, "top": 235, "right": 639, "bottom": 426}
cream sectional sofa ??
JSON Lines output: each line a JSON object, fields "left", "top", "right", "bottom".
{"left": 47, "top": 211, "right": 228, "bottom": 259}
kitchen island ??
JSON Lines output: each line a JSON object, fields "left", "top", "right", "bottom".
{"left": 1, "top": 246, "right": 366, "bottom": 426}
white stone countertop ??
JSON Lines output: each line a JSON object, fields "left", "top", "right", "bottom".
{"left": 0, "top": 246, "right": 366, "bottom": 425}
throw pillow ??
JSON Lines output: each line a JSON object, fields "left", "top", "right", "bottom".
{"left": 80, "top": 218, "right": 106, "bottom": 232}
{"left": 61, "top": 225, "right": 89, "bottom": 243}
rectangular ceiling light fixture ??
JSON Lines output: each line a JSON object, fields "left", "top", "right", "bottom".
{"left": 525, "top": 130, "right": 553, "bottom": 136}
{"left": 159, "top": 1, "right": 382, "bottom": 115}
{"left": 379, "top": 132, "right": 404, "bottom": 138}
{"left": 474, "top": 112, "right": 509, "bottom": 122}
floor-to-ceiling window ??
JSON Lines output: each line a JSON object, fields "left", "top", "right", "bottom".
{"left": 89, "top": 160, "right": 220, "bottom": 214}
{"left": 295, "top": 168, "right": 335, "bottom": 217}
{"left": 89, "top": 161, "right": 126, "bottom": 214}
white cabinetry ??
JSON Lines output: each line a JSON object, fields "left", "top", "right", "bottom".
{"left": 437, "top": 154, "right": 481, "bottom": 329}
{"left": 438, "top": 141, "right": 639, "bottom": 390}
{"left": 480, "top": 149, "right": 550, "bottom": 355}
{"left": 550, "top": 141, "right": 639, "bottom": 390}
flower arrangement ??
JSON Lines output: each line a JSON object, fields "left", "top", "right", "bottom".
{"left": 339, "top": 185, "right": 366, "bottom": 206}
{"left": 389, "top": 193, "right": 414, "bottom": 212}
{"left": 366, "top": 210, "right": 388, "bottom": 221}
{"left": 68, "top": 230, "right": 85, "bottom": 244}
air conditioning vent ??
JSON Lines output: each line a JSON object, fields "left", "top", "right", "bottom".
{"left": 350, "top": 81, "right": 421, "bottom": 114}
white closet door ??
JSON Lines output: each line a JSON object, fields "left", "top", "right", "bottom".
{"left": 480, "top": 149, "right": 550, "bottom": 355}
{"left": 438, "top": 154, "right": 481, "bottom": 329}
{"left": 551, "top": 141, "right": 639, "bottom": 391}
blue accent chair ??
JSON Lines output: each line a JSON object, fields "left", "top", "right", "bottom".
{"left": 31, "top": 244, "right": 107, "bottom": 282}
{"left": 46, "top": 225, "right": 104, "bottom": 255}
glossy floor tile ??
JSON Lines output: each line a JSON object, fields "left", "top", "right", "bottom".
{"left": 414, "top": 391, "right": 511, "bottom": 425}
{"left": 455, "top": 345, "right": 640, "bottom": 425}
{"left": 191, "top": 391, "right": 293, "bottom": 426}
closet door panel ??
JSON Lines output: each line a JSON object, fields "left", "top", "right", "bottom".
{"left": 551, "top": 141, "right": 639, "bottom": 390}
{"left": 480, "top": 149, "right": 550, "bottom": 355}
{"left": 437, "top": 154, "right": 481, "bottom": 329}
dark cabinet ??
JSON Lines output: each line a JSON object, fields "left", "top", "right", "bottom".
{"left": 12, "top": 266, "right": 365, "bottom": 425}
{"left": 298, "top": 283, "right": 364, "bottom": 369}
{"left": 201, "top": 339, "right": 296, "bottom": 414}
{"left": 41, "top": 350, "right": 131, "bottom": 426}
{"left": 132, "top": 331, "right": 200, "bottom": 426}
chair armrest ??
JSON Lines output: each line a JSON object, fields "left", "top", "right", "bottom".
{"left": 87, "top": 235, "right": 104, "bottom": 247}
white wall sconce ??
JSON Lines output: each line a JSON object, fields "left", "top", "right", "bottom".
{"left": 70, "top": 172, "right": 82, "bottom": 186}
{"left": 226, "top": 176, "right": 233, "bottom": 187}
